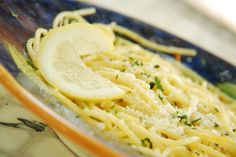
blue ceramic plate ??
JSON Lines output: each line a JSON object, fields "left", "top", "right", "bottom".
{"left": 0, "top": 0, "right": 235, "bottom": 84}
{"left": 0, "top": 0, "right": 235, "bottom": 156}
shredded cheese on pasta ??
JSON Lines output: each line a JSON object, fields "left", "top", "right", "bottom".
{"left": 26, "top": 8, "right": 236, "bottom": 157}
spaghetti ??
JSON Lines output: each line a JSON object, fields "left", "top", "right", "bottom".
{"left": 24, "top": 8, "right": 236, "bottom": 157}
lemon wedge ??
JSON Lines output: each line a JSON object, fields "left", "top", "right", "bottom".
{"left": 37, "top": 23, "right": 124, "bottom": 101}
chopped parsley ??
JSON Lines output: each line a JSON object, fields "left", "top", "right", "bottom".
{"left": 214, "top": 108, "right": 219, "bottom": 113}
{"left": 154, "top": 76, "right": 164, "bottom": 91}
{"left": 139, "top": 116, "right": 144, "bottom": 122}
{"left": 115, "top": 74, "right": 119, "bottom": 79}
{"left": 191, "top": 118, "right": 201, "bottom": 124}
{"left": 195, "top": 152, "right": 200, "bottom": 156}
{"left": 134, "top": 60, "right": 139, "bottom": 66}
{"left": 232, "top": 128, "right": 236, "bottom": 132}
{"left": 11, "top": 11, "right": 18, "bottom": 18}
{"left": 154, "top": 64, "right": 160, "bottom": 69}
{"left": 224, "top": 131, "right": 229, "bottom": 136}
{"left": 214, "top": 122, "right": 220, "bottom": 128}
{"left": 177, "top": 115, "right": 201, "bottom": 127}
{"left": 214, "top": 143, "right": 219, "bottom": 147}
{"left": 177, "top": 114, "right": 188, "bottom": 122}
{"left": 158, "top": 94, "right": 163, "bottom": 101}
{"left": 173, "top": 101, "right": 178, "bottom": 106}
{"left": 184, "top": 120, "right": 192, "bottom": 127}
{"left": 131, "top": 60, "right": 143, "bottom": 66}
{"left": 141, "top": 72, "right": 151, "bottom": 77}
{"left": 149, "top": 82, "right": 155, "bottom": 89}
{"left": 129, "top": 57, "right": 134, "bottom": 61}
{"left": 141, "top": 138, "right": 153, "bottom": 149}
{"left": 110, "top": 105, "right": 115, "bottom": 110}
{"left": 26, "top": 60, "right": 37, "bottom": 70}
{"left": 129, "top": 57, "right": 144, "bottom": 66}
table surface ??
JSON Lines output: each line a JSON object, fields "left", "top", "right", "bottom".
{"left": 86, "top": 0, "right": 236, "bottom": 66}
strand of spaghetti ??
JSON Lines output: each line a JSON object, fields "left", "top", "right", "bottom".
{"left": 72, "top": 8, "right": 96, "bottom": 16}
{"left": 52, "top": 8, "right": 95, "bottom": 28}
{"left": 26, "top": 28, "right": 48, "bottom": 66}
{"left": 26, "top": 38, "right": 36, "bottom": 65}
{"left": 130, "top": 122, "right": 200, "bottom": 147}
{"left": 131, "top": 146, "right": 163, "bottom": 157}
{"left": 185, "top": 127, "right": 236, "bottom": 156}
{"left": 190, "top": 143, "right": 228, "bottom": 157}
{"left": 154, "top": 128, "right": 184, "bottom": 140}
{"left": 166, "top": 146, "right": 193, "bottom": 157}
{"left": 86, "top": 60, "right": 129, "bottom": 70}
{"left": 161, "top": 79, "right": 190, "bottom": 107}
{"left": 33, "top": 28, "right": 48, "bottom": 52}
{"left": 52, "top": 8, "right": 96, "bottom": 28}
{"left": 112, "top": 24, "right": 196, "bottom": 56}
{"left": 51, "top": 90, "right": 85, "bottom": 115}
{"left": 83, "top": 108, "right": 114, "bottom": 129}
{"left": 116, "top": 112, "right": 140, "bottom": 124}
{"left": 97, "top": 70, "right": 159, "bottom": 110}
{"left": 115, "top": 105, "right": 142, "bottom": 118}
{"left": 84, "top": 108, "right": 140, "bottom": 144}
{"left": 173, "top": 59, "right": 236, "bottom": 105}
{"left": 122, "top": 94, "right": 155, "bottom": 115}
{"left": 219, "top": 109, "right": 235, "bottom": 135}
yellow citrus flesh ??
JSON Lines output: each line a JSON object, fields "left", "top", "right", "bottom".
{"left": 37, "top": 23, "right": 124, "bottom": 101}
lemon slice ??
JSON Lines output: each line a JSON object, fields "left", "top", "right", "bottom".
{"left": 37, "top": 23, "right": 124, "bottom": 100}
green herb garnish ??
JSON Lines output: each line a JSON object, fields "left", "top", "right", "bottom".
{"left": 217, "top": 82, "right": 236, "bottom": 100}
{"left": 191, "top": 118, "right": 201, "bottom": 124}
{"left": 115, "top": 74, "right": 119, "bottom": 79}
{"left": 214, "top": 108, "right": 219, "bottom": 113}
{"left": 158, "top": 94, "right": 163, "bottom": 101}
{"left": 26, "top": 60, "right": 37, "bottom": 70}
{"left": 184, "top": 121, "right": 192, "bottom": 126}
{"left": 177, "top": 114, "right": 199, "bottom": 127}
{"left": 141, "top": 72, "right": 151, "bottom": 77}
{"left": 149, "top": 82, "right": 155, "bottom": 89}
{"left": 154, "top": 76, "right": 164, "bottom": 91}
{"left": 11, "top": 11, "right": 18, "bottom": 18}
{"left": 224, "top": 131, "right": 229, "bottom": 136}
{"left": 134, "top": 60, "right": 139, "bottom": 66}
{"left": 141, "top": 138, "right": 153, "bottom": 149}
{"left": 154, "top": 64, "right": 160, "bottom": 69}
{"left": 129, "top": 57, "right": 134, "bottom": 61}
{"left": 131, "top": 60, "right": 143, "bottom": 66}
{"left": 195, "top": 152, "right": 200, "bottom": 156}
{"left": 177, "top": 114, "right": 188, "bottom": 122}
{"left": 214, "top": 122, "right": 220, "bottom": 128}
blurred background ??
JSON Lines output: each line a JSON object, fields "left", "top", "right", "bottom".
{"left": 85, "top": 0, "right": 236, "bottom": 66}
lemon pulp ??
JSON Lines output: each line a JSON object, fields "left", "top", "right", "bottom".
{"left": 37, "top": 23, "right": 124, "bottom": 100}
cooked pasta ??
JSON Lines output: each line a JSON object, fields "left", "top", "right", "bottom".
{"left": 25, "top": 8, "right": 236, "bottom": 157}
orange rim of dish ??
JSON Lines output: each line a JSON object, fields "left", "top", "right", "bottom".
{"left": 0, "top": 64, "right": 126, "bottom": 157}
